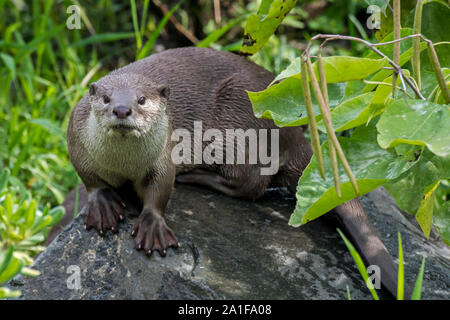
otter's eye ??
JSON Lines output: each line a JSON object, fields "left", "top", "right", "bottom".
{"left": 138, "top": 96, "right": 146, "bottom": 105}
{"left": 103, "top": 95, "right": 110, "bottom": 104}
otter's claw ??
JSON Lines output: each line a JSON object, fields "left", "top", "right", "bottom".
{"left": 84, "top": 188, "right": 125, "bottom": 235}
{"left": 132, "top": 212, "right": 178, "bottom": 257}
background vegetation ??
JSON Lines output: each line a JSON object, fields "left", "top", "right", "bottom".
{"left": 0, "top": 0, "right": 448, "bottom": 298}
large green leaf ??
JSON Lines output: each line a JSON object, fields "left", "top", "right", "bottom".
{"left": 317, "top": 92, "right": 374, "bottom": 132}
{"left": 434, "top": 200, "right": 450, "bottom": 245}
{"left": 339, "top": 71, "right": 410, "bottom": 132}
{"left": 240, "top": 0, "right": 298, "bottom": 55}
{"left": 384, "top": 148, "right": 450, "bottom": 214}
{"left": 249, "top": 79, "right": 346, "bottom": 127}
{"left": 289, "top": 125, "right": 414, "bottom": 226}
{"left": 249, "top": 56, "right": 388, "bottom": 127}
{"left": 377, "top": 99, "right": 450, "bottom": 157}
{"left": 273, "top": 56, "right": 389, "bottom": 83}
{"left": 422, "top": 69, "right": 450, "bottom": 100}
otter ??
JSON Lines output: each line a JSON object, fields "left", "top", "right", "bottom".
{"left": 67, "top": 47, "right": 399, "bottom": 296}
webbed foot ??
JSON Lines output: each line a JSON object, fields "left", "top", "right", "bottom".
{"left": 84, "top": 188, "right": 125, "bottom": 236}
{"left": 131, "top": 212, "right": 178, "bottom": 257}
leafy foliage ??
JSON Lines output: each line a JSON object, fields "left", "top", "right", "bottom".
{"left": 377, "top": 99, "right": 450, "bottom": 157}
{"left": 290, "top": 124, "right": 414, "bottom": 226}
{"left": 245, "top": 0, "right": 450, "bottom": 243}
{"left": 0, "top": 169, "right": 63, "bottom": 298}
{"left": 240, "top": 0, "right": 298, "bottom": 55}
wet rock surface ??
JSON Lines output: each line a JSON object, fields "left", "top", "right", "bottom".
{"left": 10, "top": 184, "right": 449, "bottom": 300}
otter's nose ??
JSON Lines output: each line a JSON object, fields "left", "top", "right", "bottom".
{"left": 113, "top": 106, "right": 132, "bottom": 119}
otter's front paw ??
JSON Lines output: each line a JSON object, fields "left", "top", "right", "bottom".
{"left": 85, "top": 188, "right": 125, "bottom": 236}
{"left": 131, "top": 213, "right": 178, "bottom": 257}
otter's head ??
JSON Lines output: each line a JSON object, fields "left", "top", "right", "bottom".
{"left": 88, "top": 73, "right": 169, "bottom": 137}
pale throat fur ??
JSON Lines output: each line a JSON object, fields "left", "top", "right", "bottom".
{"left": 80, "top": 99, "right": 170, "bottom": 190}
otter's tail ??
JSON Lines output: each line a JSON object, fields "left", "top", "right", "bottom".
{"left": 334, "top": 199, "right": 408, "bottom": 298}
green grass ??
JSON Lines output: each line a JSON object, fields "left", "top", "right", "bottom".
{"left": 338, "top": 229, "right": 426, "bottom": 300}
{"left": 0, "top": 0, "right": 175, "bottom": 208}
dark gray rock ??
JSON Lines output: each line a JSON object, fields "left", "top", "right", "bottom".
{"left": 9, "top": 185, "right": 449, "bottom": 300}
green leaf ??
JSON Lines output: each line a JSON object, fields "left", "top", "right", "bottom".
{"left": 0, "top": 168, "right": 9, "bottom": 194}
{"left": 415, "top": 180, "right": 440, "bottom": 239}
{"left": 337, "top": 228, "right": 379, "bottom": 300}
{"left": 0, "top": 53, "right": 16, "bottom": 79}
{"left": 434, "top": 200, "right": 450, "bottom": 245}
{"left": 308, "top": 56, "right": 389, "bottom": 84}
{"left": 4, "top": 194, "right": 13, "bottom": 219}
{"left": 30, "top": 118, "right": 65, "bottom": 141}
{"left": 365, "top": 28, "right": 415, "bottom": 60}
{"left": 377, "top": 99, "right": 450, "bottom": 157}
{"left": 273, "top": 56, "right": 389, "bottom": 84}
{"left": 422, "top": 68, "right": 450, "bottom": 100}
{"left": 18, "top": 233, "right": 45, "bottom": 247}
{"left": 20, "top": 267, "right": 40, "bottom": 277}
{"left": 335, "top": 73, "right": 399, "bottom": 132}
{"left": 30, "top": 215, "right": 53, "bottom": 234}
{"left": 0, "top": 246, "right": 14, "bottom": 276}
{"left": 0, "top": 206, "right": 8, "bottom": 226}
{"left": 24, "top": 200, "right": 37, "bottom": 230}
{"left": 47, "top": 206, "right": 65, "bottom": 227}
{"left": 249, "top": 78, "right": 346, "bottom": 127}
{"left": 289, "top": 125, "right": 414, "bottom": 226}
{"left": 71, "top": 32, "right": 135, "bottom": 48}
{"left": 384, "top": 149, "right": 450, "bottom": 215}
{"left": 411, "top": 257, "right": 426, "bottom": 300}
{"left": 317, "top": 92, "right": 374, "bottom": 132}
{"left": 257, "top": 0, "right": 273, "bottom": 15}
{"left": 240, "top": 0, "right": 298, "bottom": 55}
{"left": 0, "top": 255, "right": 23, "bottom": 283}
{"left": 249, "top": 56, "right": 388, "bottom": 128}
{"left": 0, "top": 287, "right": 21, "bottom": 299}
{"left": 271, "top": 56, "right": 301, "bottom": 83}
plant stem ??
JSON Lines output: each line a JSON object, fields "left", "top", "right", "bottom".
{"left": 412, "top": 0, "right": 423, "bottom": 90}
{"left": 300, "top": 57, "right": 325, "bottom": 179}
{"left": 427, "top": 42, "right": 450, "bottom": 103}
{"left": 318, "top": 53, "right": 341, "bottom": 197}
{"left": 304, "top": 34, "right": 425, "bottom": 100}
{"left": 392, "top": 0, "right": 401, "bottom": 98}
{"left": 306, "top": 57, "right": 360, "bottom": 196}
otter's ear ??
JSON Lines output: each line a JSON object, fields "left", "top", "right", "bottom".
{"left": 157, "top": 84, "right": 170, "bottom": 99}
{"left": 89, "top": 83, "right": 97, "bottom": 96}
